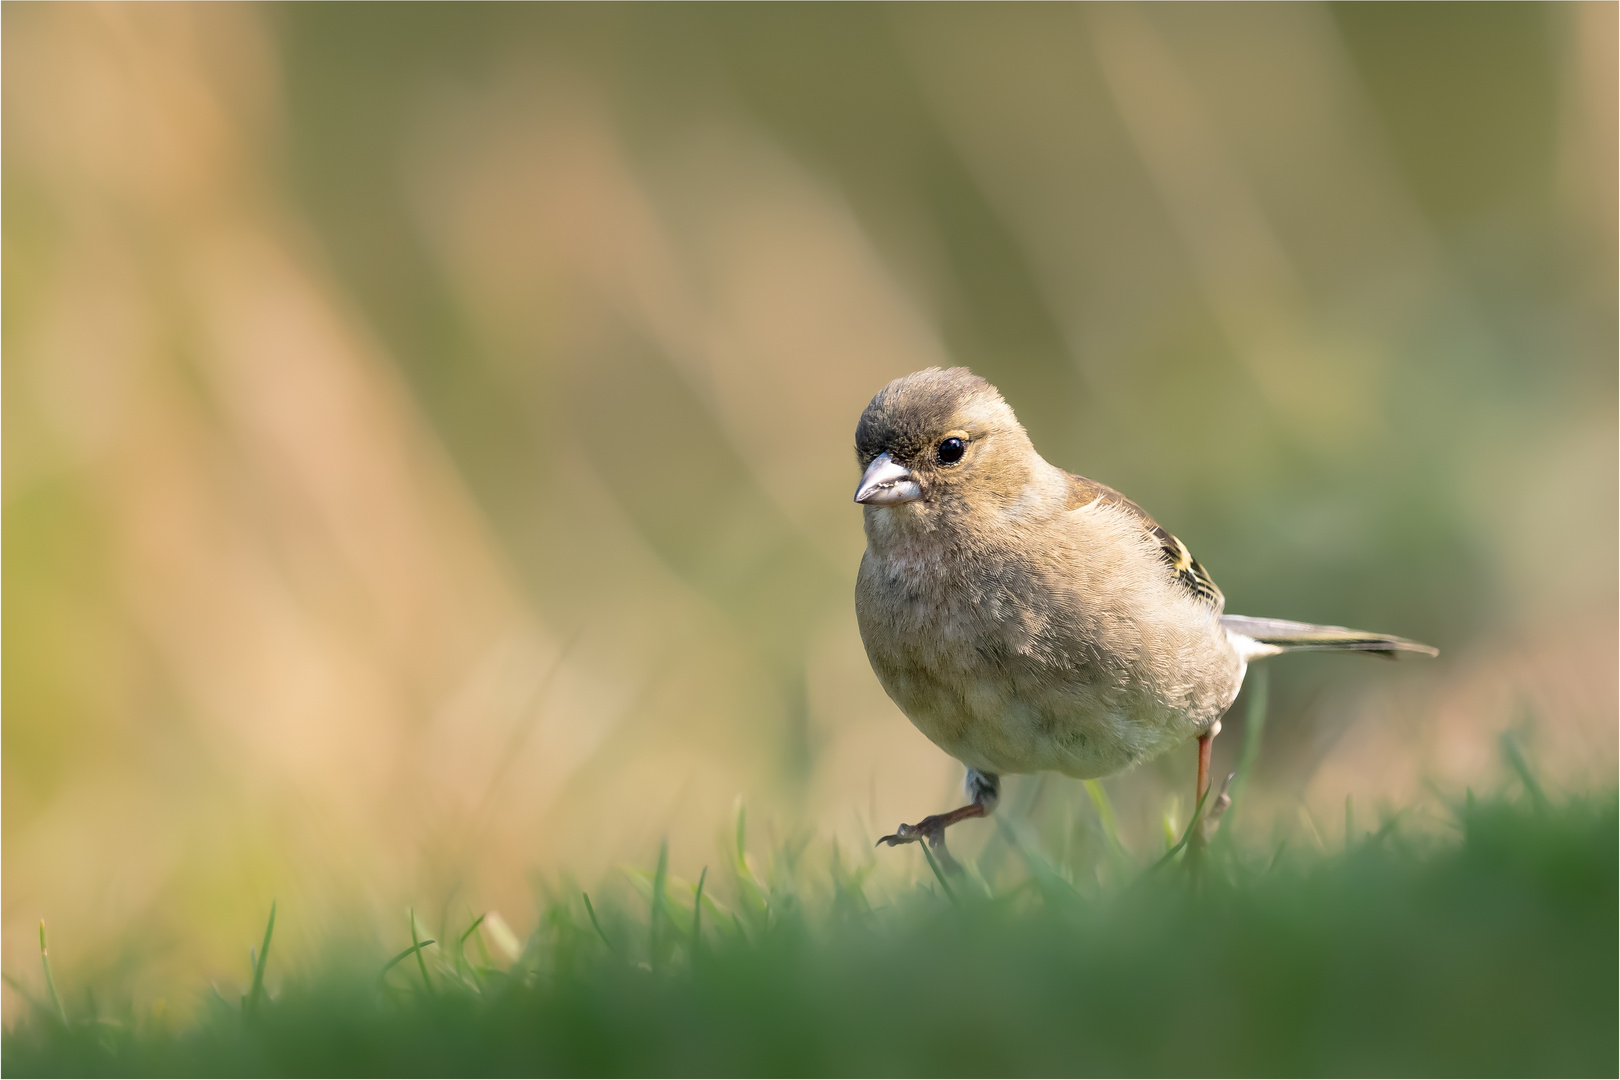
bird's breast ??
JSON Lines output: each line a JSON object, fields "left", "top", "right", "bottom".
{"left": 855, "top": 528, "right": 1237, "bottom": 778}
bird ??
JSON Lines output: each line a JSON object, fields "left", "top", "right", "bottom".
{"left": 852, "top": 367, "right": 1436, "bottom": 858}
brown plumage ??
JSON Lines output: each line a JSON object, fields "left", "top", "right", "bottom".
{"left": 852, "top": 367, "right": 1435, "bottom": 855}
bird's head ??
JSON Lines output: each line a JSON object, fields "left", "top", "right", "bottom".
{"left": 853, "top": 367, "right": 1041, "bottom": 529}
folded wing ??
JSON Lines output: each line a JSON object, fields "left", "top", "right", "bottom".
{"left": 1065, "top": 473, "right": 1224, "bottom": 611}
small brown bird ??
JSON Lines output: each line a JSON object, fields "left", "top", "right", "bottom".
{"left": 853, "top": 367, "right": 1435, "bottom": 856}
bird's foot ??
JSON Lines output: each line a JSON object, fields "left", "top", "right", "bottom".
{"left": 877, "top": 815, "right": 967, "bottom": 875}
{"left": 1201, "top": 772, "right": 1235, "bottom": 836}
{"left": 1187, "top": 771, "right": 1237, "bottom": 867}
{"left": 876, "top": 815, "right": 952, "bottom": 850}
{"left": 875, "top": 800, "right": 988, "bottom": 871}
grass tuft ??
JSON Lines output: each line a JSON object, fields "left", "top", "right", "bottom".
{"left": 406, "top": 910, "right": 433, "bottom": 995}
{"left": 5, "top": 788, "right": 1615, "bottom": 1076}
{"left": 581, "top": 893, "right": 613, "bottom": 954}
{"left": 38, "top": 921, "right": 70, "bottom": 1030}
{"left": 243, "top": 902, "right": 275, "bottom": 1019}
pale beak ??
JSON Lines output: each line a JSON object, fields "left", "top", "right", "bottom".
{"left": 854, "top": 452, "right": 922, "bottom": 505}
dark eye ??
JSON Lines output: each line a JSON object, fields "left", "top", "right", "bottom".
{"left": 937, "top": 436, "right": 966, "bottom": 464}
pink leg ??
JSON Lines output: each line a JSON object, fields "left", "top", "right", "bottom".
{"left": 1196, "top": 729, "right": 1214, "bottom": 810}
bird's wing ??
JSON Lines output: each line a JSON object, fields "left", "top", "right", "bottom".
{"left": 1064, "top": 473, "right": 1225, "bottom": 612}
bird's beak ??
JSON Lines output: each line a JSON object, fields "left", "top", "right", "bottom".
{"left": 854, "top": 452, "right": 922, "bottom": 506}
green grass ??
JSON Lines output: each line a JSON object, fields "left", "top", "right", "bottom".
{"left": 5, "top": 784, "right": 1615, "bottom": 1077}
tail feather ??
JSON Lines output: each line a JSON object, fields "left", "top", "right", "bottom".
{"left": 1221, "top": 615, "right": 1438, "bottom": 660}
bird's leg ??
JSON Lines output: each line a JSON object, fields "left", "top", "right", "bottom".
{"left": 1196, "top": 727, "right": 1215, "bottom": 811}
{"left": 877, "top": 769, "right": 1000, "bottom": 863}
{"left": 1188, "top": 722, "right": 1220, "bottom": 859}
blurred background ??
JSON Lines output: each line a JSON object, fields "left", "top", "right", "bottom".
{"left": 4, "top": 2, "right": 1614, "bottom": 1013}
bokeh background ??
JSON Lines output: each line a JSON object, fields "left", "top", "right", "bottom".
{"left": 5, "top": 1, "right": 1614, "bottom": 1013}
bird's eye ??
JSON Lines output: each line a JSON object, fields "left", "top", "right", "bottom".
{"left": 937, "top": 436, "right": 966, "bottom": 464}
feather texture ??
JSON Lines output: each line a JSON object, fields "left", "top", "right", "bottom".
{"left": 1063, "top": 473, "right": 1223, "bottom": 611}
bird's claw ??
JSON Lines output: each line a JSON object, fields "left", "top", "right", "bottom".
{"left": 1201, "top": 772, "right": 1236, "bottom": 835}
{"left": 876, "top": 816, "right": 947, "bottom": 849}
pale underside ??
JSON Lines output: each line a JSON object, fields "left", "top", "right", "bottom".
{"left": 855, "top": 494, "right": 1245, "bottom": 779}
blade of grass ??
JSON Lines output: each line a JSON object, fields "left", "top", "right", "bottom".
{"left": 1161, "top": 795, "right": 1182, "bottom": 854}
{"left": 1500, "top": 731, "right": 1550, "bottom": 811}
{"left": 456, "top": 914, "right": 487, "bottom": 978}
{"left": 244, "top": 901, "right": 276, "bottom": 1018}
{"left": 995, "top": 819, "right": 1080, "bottom": 903}
{"left": 1371, "top": 807, "right": 1408, "bottom": 846}
{"left": 1084, "top": 779, "right": 1133, "bottom": 877}
{"left": 377, "top": 941, "right": 436, "bottom": 987}
{"left": 3, "top": 972, "right": 52, "bottom": 1021}
{"left": 649, "top": 840, "right": 669, "bottom": 969}
{"left": 38, "top": 921, "right": 69, "bottom": 1028}
{"left": 731, "top": 801, "right": 768, "bottom": 915}
{"left": 919, "top": 843, "right": 958, "bottom": 905}
{"left": 828, "top": 839, "right": 876, "bottom": 918}
{"left": 691, "top": 867, "right": 708, "bottom": 955}
{"left": 1297, "top": 805, "right": 1327, "bottom": 851}
{"left": 1141, "top": 785, "right": 1212, "bottom": 877}
{"left": 1083, "top": 780, "right": 1122, "bottom": 849}
{"left": 408, "top": 909, "right": 434, "bottom": 994}
{"left": 582, "top": 893, "right": 615, "bottom": 952}
{"left": 472, "top": 912, "right": 494, "bottom": 968}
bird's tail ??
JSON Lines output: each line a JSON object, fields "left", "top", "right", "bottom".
{"left": 1221, "top": 615, "right": 1437, "bottom": 661}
